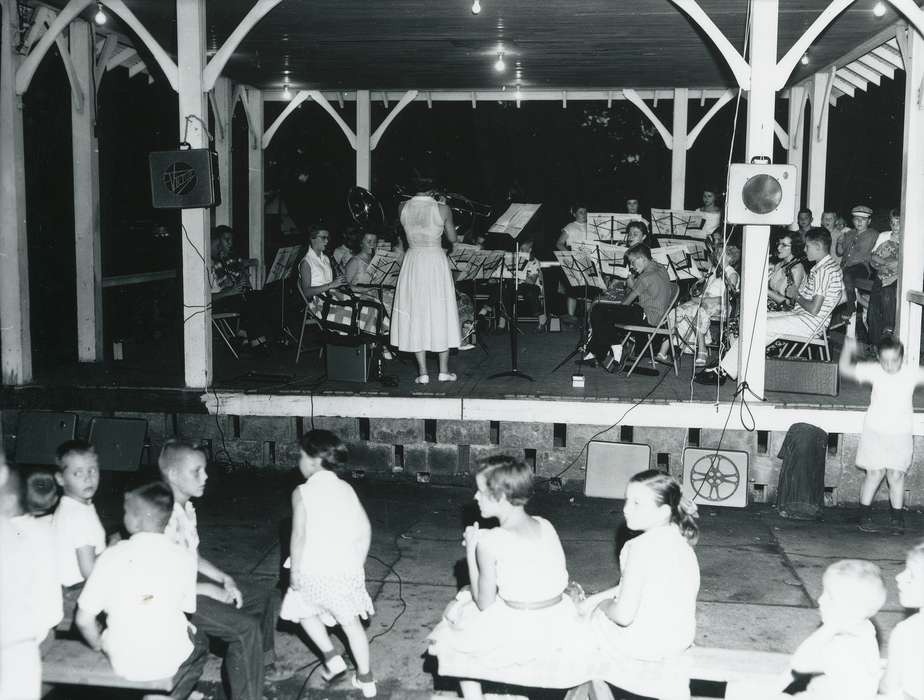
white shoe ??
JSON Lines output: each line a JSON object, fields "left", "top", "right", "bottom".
{"left": 351, "top": 674, "right": 377, "bottom": 698}
{"left": 320, "top": 655, "right": 347, "bottom": 682}
{"left": 437, "top": 372, "right": 457, "bottom": 382}
{"left": 498, "top": 317, "right": 507, "bottom": 329}
{"left": 381, "top": 347, "right": 394, "bottom": 361}
{"left": 459, "top": 343, "right": 476, "bottom": 351}
{"left": 583, "top": 351, "right": 596, "bottom": 361}
{"left": 414, "top": 374, "right": 430, "bottom": 384}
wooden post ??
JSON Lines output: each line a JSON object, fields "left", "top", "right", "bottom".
{"left": 670, "top": 88, "right": 688, "bottom": 210}
{"left": 71, "top": 21, "right": 103, "bottom": 363}
{"left": 177, "top": 0, "right": 212, "bottom": 388}
{"left": 246, "top": 87, "right": 264, "bottom": 287}
{"left": 786, "top": 85, "right": 806, "bottom": 221}
{"left": 0, "top": 0, "right": 32, "bottom": 385}
{"left": 213, "top": 76, "right": 233, "bottom": 228}
{"left": 896, "top": 28, "right": 924, "bottom": 364}
{"left": 806, "top": 73, "right": 829, "bottom": 224}
{"left": 356, "top": 89, "right": 371, "bottom": 188}
{"left": 736, "top": 0, "right": 779, "bottom": 396}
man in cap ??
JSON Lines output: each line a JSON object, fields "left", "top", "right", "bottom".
{"left": 835, "top": 205, "right": 879, "bottom": 321}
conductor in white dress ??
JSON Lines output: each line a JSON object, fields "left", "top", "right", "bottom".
{"left": 391, "top": 173, "right": 462, "bottom": 384}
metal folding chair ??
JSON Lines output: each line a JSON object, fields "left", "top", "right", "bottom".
{"left": 612, "top": 284, "right": 681, "bottom": 377}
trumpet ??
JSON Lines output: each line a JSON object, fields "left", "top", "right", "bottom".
{"left": 394, "top": 185, "right": 493, "bottom": 219}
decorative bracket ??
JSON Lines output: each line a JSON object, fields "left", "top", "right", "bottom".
{"left": 262, "top": 89, "right": 311, "bottom": 149}
{"left": 54, "top": 33, "right": 85, "bottom": 113}
{"left": 685, "top": 89, "right": 735, "bottom": 148}
{"left": 202, "top": 0, "right": 282, "bottom": 91}
{"left": 816, "top": 66, "right": 836, "bottom": 142}
{"left": 370, "top": 90, "right": 417, "bottom": 149}
{"left": 307, "top": 90, "right": 357, "bottom": 149}
{"left": 668, "top": 0, "right": 750, "bottom": 89}
{"left": 623, "top": 88, "right": 673, "bottom": 148}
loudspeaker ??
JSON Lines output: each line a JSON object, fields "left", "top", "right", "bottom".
{"left": 88, "top": 417, "right": 147, "bottom": 472}
{"left": 326, "top": 339, "right": 370, "bottom": 383}
{"left": 766, "top": 358, "right": 839, "bottom": 396}
{"left": 682, "top": 448, "right": 749, "bottom": 508}
{"left": 726, "top": 163, "right": 798, "bottom": 225}
{"left": 149, "top": 148, "right": 220, "bottom": 209}
{"left": 583, "top": 441, "right": 651, "bottom": 499}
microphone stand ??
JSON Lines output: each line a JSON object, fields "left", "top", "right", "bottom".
{"left": 488, "top": 241, "right": 533, "bottom": 382}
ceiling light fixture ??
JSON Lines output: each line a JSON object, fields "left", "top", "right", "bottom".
{"left": 471, "top": 0, "right": 481, "bottom": 15}
{"left": 873, "top": 1, "right": 887, "bottom": 16}
{"left": 800, "top": 52, "right": 810, "bottom": 65}
{"left": 94, "top": 2, "right": 107, "bottom": 25}
{"left": 494, "top": 51, "right": 506, "bottom": 72}
{"left": 282, "top": 83, "right": 292, "bottom": 100}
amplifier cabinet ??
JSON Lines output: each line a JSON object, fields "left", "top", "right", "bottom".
{"left": 766, "top": 358, "right": 839, "bottom": 396}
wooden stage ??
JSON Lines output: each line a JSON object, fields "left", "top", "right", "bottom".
{"left": 8, "top": 323, "right": 924, "bottom": 435}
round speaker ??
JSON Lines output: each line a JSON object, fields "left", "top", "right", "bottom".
{"left": 742, "top": 173, "right": 783, "bottom": 214}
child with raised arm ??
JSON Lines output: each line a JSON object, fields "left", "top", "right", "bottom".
{"left": 780, "top": 560, "right": 886, "bottom": 700}
{"left": 76, "top": 482, "right": 207, "bottom": 695}
{"left": 52, "top": 440, "right": 105, "bottom": 627}
{"left": 839, "top": 335, "right": 924, "bottom": 534}
{"left": 280, "top": 430, "right": 376, "bottom": 697}
{"left": 883, "top": 541, "right": 924, "bottom": 700}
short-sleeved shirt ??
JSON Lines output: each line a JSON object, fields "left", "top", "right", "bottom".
{"left": 164, "top": 500, "right": 200, "bottom": 580}
{"left": 562, "top": 221, "right": 588, "bottom": 247}
{"left": 887, "top": 612, "right": 923, "bottom": 700}
{"left": 630, "top": 261, "right": 674, "bottom": 323}
{"left": 797, "top": 620, "right": 882, "bottom": 700}
{"left": 53, "top": 495, "right": 106, "bottom": 587}
{"left": 794, "top": 254, "right": 843, "bottom": 331}
{"left": 852, "top": 362, "right": 922, "bottom": 435}
{"left": 11, "top": 514, "right": 62, "bottom": 636}
{"left": 78, "top": 532, "right": 196, "bottom": 681}
{"left": 840, "top": 227, "right": 879, "bottom": 269}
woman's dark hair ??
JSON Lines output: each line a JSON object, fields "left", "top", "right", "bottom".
{"left": 21, "top": 467, "right": 58, "bottom": 515}
{"left": 878, "top": 334, "right": 904, "bottom": 359}
{"left": 347, "top": 226, "right": 372, "bottom": 254}
{"left": 626, "top": 220, "right": 649, "bottom": 239}
{"left": 628, "top": 469, "right": 699, "bottom": 544}
{"left": 889, "top": 208, "right": 901, "bottom": 221}
{"left": 411, "top": 162, "right": 442, "bottom": 192}
{"left": 307, "top": 224, "right": 330, "bottom": 241}
{"left": 570, "top": 203, "right": 587, "bottom": 217}
{"left": 625, "top": 243, "right": 652, "bottom": 261}
{"left": 299, "top": 430, "right": 348, "bottom": 470}
{"left": 474, "top": 455, "right": 534, "bottom": 507}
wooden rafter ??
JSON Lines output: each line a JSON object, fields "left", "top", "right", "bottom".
{"left": 370, "top": 90, "right": 417, "bottom": 150}
{"left": 202, "top": 0, "right": 283, "bottom": 91}
{"left": 622, "top": 89, "right": 672, "bottom": 148}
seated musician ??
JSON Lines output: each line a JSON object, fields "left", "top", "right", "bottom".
{"left": 344, "top": 231, "right": 379, "bottom": 287}
{"left": 209, "top": 225, "right": 276, "bottom": 355}
{"left": 557, "top": 203, "right": 589, "bottom": 318}
{"left": 584, "top": 244, "right": 676, "bottom": 366}
{"left": 625, "top": 220, "right": 659, "bottom": 248}
{"left": 483, "top": 236, "right": 546, "bottom": 330}
{"left": 767, "top": 233, "right": 806, "bottom": 312}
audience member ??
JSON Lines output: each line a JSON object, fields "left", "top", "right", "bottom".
{"left": 821, "top": 211, "right": 844, "bottom": 265}
{"left": 867, "top": 208, "right": 901, "bottom": 347}
{"left": 837, "top": 205, "right": 879, "bottom": 318}
{"left": 884, "top": 541, "right": 924, "bottom": 700}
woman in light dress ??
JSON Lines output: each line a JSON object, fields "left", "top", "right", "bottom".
{"left": 697, "top": 188, "right": 722, "bottom": 237}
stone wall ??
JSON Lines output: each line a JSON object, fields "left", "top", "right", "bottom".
{"left": 2, "top": 410, "right": 922, "bottom": 506}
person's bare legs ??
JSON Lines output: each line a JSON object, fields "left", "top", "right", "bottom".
{"left": 299, "top": 616, "right": 336, "bottom": 658}
{"left": 859, "top": 469, "right": 886, "bottom": 506}
{"left": 438, "top": 350, "right": 450, "bottom": 375}
{"left": 885, "top": 470, "right": 906, "bottom": 509}
{"left": 459, "top": 680, "right": 484, "bottom": 700}
{"left": 414, "top": 351, "right": 428, "bottom": 377}
{"left": 340, "top": 617, "right": 371, "bottom": 675}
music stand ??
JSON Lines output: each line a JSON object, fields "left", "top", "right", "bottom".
{"left": 650, "top": 208, "right": 706, "bottom": 238}
{"left": 264, "top": 244, "right": 305, "bottom": 343}
{"left": 552, "top": 251, "right": 607, "bottom": 373}
{"left": 587, "top": 212, "right": 648, "bottom": 244}
{"left": 486, "top": 203, "right": 541, "bottom": 382}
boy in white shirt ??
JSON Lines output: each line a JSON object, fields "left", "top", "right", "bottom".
{"left": 76, "top": 481, "right": 207, "bottom": 697}
{"left": 53, "top": 440, "right": 106, "bottom": 630}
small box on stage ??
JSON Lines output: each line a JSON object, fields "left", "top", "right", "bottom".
{"left": 726, "top": 163, "right": 797, "bottom": 225}
{"left": 584, "top": 441, "right": 651, "bottom": 499}
{"left": 326, "top": 338, "right": 370, "bottom": 383}
{"left": 766, "top": 358, "right": 839, "bottom": 397}
{"left": 149, "top": 148, "right": 220, "bottom": 209}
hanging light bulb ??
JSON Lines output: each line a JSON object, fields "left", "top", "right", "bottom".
{"left": 494, "top": 51, "right": 506, "bottom": 72}
{"left": 800, "top": 52, "right": 810, "bottom": 65}
{"left": 282, "top": 83, "right": 292, "bottom": 100}
{"left": 94, "top": 2, "right": 107, "bottom": 25}
{"left": 471, "top": 0, "right": 481, "bottom": 15}
{"left": 873, "top": 1, "right": 886, "bottom": 16}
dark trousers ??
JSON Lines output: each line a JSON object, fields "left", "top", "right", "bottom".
{"left": 163, "top": 626, "right": 210, "bottom": 700}
{"left": 190, "top": 581, "right": 279, "bottom": 700}
{"left": 842, "top": 263, "right": 871, "bottom": 306}
{"left": 589, "top": 303, "right": 646, "bottom": 359}
{"left": 867, "top": 280, "right": 897, "bottom": 344}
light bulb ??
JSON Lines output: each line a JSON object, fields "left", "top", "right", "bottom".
{"left": 800, "top": 53, "right": 810, "bottom": 65}
{"left": 94, "top": 3, "right": 107, "bottom": 25}
{"left": 873, "top": 1, "right": 886, "bottom": 16}
{"left": 282, "top": 84, "right": 292, "bottom": 100}
{"left": 494, "top": 53, "right": 505, "bottom": 72}
{"left": 471, "top": 0, "right": 481, "bottom": 15}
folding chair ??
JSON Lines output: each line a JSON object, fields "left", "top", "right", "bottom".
{"left": 212, "top": 312, "right": 242, "bottom": 359}
{"left": 295, "top": 284, "right": 326, "bottom": 364}
{"left": 776, "top": 308, "right": 836, "bottom": 362}
{"left": 612, "top": 284, "right": 681, "bottom": 377}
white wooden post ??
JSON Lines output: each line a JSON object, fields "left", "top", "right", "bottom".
{"left": 71, "top": 21, "right": 103, "bottom": 363}
{"left": 176, "top": 0, "right": 212, "bottom": 388}
{"left": 213, "top": 76, "right": 233, "bottom": 228}
{"left": 0, "top": 0, "right": 32, "bottom": 384}
{"left": 736, "top": 0, "right": 779, "bottom": 396}
{"left": 670, "top": 88, "right": 688, "bottom": 210}
{"left": 786, "top": 85, "right": 806, "bottom": 219}
{"left": 896, "top": 28, "right": 924, "bottom": 364}
{"left": 806, "top": 73, "right": 830, "bottom": 223}
{"left": 356, "top": 89, "right": 371, "bottom": 188}
{"left": 246, "top": 87, "right": 264, "bottom": 286}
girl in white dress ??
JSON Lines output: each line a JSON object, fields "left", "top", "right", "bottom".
{"left": 280, "top": 430, "right": 377, "bottom": 697}
{"left": 428, "top": 456, "right": 594, "bottom": 699}
{"left": 391, "top": 184, "right": 461, "bottom": 383}
{"left": 839, "top": 335, "right": 924, "bottom": 535}
{"left": 580, "top": 470, "right": 700, "bottom": 696}
{"left": 697, "top": 188, "right": 722, "bottom": 237}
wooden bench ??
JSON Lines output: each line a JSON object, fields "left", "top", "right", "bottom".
{"left": 42, "top": 639, "right": 177, "bottom": 697}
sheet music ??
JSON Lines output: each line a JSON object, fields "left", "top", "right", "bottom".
{"left": 264, "top": 245, "right": 305, "bottom": 286}
{"left": 586, "top": 212, "right": 648, "bottom": 243}
{"left": 656, "top": 236, "right": 710, "bottom": 270}
{"left": 501, "top": 251, "right": 534, "bottom": 280}
{"left": 489, "top": 203, "right": 542, "bottom": 238}
{"left": 652, "top": 245, "right": 703, "bottom": 281}
{"left": 455, "top": 250, "right": 505, "bottom": 282}
{"left": 448, "top": 243, "right": 480, "bottom": 275}
{"left": 554, "top": 251, "right": 607, "bottom": 290}
{"left": 365, "top": 250, "right": 402, "bottom": 287}
{"left": 571, "top": 240, "right": 629, "bottom": 278}
{"left": 650, "top": 208, "right": 706, "bottom": 238}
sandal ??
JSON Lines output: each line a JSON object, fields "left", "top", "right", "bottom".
{"left": 654, "top": 353, "right": 673, "bottom": 368}
{"left": 437, "top": 372, "right": 457, "bottom": 382}
{"left": 414, "top": 374, "right": 430, "bottom": 384}
{"left": 320, "top": 655, "right": 347, "bottom": 683}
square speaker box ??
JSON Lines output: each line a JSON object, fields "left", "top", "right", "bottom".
{"left": 682, "top": 448, "right": 749, "bottom": 508}
{"left": 88, "top": 417, "right": 147, "bottom": 472}
{"left": 149, "top": 148, "right": 220, "bottom": 209}
{"left": 14, "top": 412, "right": 78, "bottom": 465}
{"left": 584, "top": 440, "right": 651, "bottom": 499}
{"left": 326, "top": 341, "right": 370, "bottom": 383}
{"left": 726, "top": 163, "right": 798, "bottom": 225}
{"left": 766, "top": 358, "right": 839, "bottom": 396}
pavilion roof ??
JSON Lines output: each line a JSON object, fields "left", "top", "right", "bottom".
{"left": 37, "top": 0, "right": 917, "bottom": 92}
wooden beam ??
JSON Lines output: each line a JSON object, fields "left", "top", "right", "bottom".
{"left": 773, "top": 120, "right": 790, "bottom": 150}
{"left": 70, "top": 20, "right": 102, "bottom": 362}
{"left": 844, "top": 60, "right": 881, "bottom": 85}
{"left": 885, "top": 0, "right": 924, "bottom": 46}
{"left": 836, "top": 67, "right": 868, "bottom": 91}
{"left": 356, "top": 89, "right": 371, "bottom": 188}
{"left": 16, "top": 0, "right": 92, "bottom": 95}
{"left": 686, "top": 89, "right": 736, "bottom": 148}
{"left": 202, "top": 0, "right": 283, "bottom": 91}
{"left": 832, "top": 75, "right": 856, "bottom": 97}
{"left": 246, "top": 88, "right": 265, "bottom": 287}
{"left": 262, "top": 88, "right": 732, "bottom": 103}
{"left": 105, "top": 47, "right": 137, "bottom": 72}
{"left": 370, "top": 89, "right": 417, "bottom": 150}
{"left": 307, "top": 89, "right": 357, "bottom": 148}
{"left": 872, "top": 44, "right": 905, "bottom": 69}
{"left": 807, "top": 72, "right": 831, "bottom": 247}
{"left": 176, "top": 0, "right": 212, "bottom": 388}
{"left": 262, "top": 89, "right": 310, "bottom": 149}
{"left": 104, "top": 0, "right": 178, "bottom": 91}
{"left": 857, "top": 53, "right": 896, "bottom": 80}
{"left": 54, "top": 33, "right": 85, "bottom": 113}
{"left": 787, "top": 85, "right": 807, "bottom": 223}
{"left": 212, "top": 76, "right": 233, "bottom": 228}
{"left": 668, "top": 0, "right": 750, "bottom": 88}
{"left": 670, "top": 88, "right": 688, "bottom": 209}
{"left": 623, "top": 88, "right": 673, "bottom": 148}
{"left": 0, "top": 0, "right": 33, "bottom": 384}
{"left": 127, "top": 59, "right": 147, "bottom": 78}
{"left": 20, "top": 6, "right": 56, "bottom": 52}
{"left": 774, "top": 0, "right": 852, "bottom": 90}
{"left": 95, "top": 34, "right": 117, "bottom": 80}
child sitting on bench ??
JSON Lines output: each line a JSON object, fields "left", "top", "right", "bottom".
{"left": 781, "top": 559, "right": 886, "bottom": 700}
{"left": 76, "top": 482, "right": 207, "bottom": 694}
{"left": 884, "top": 542, "right": 924, "bottom": 700}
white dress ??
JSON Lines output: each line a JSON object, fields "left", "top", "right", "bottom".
{"left": 697, "top": 208, "right": 721, "bottom": 236}
{"left": 854, "top": 362, "right": 919, "bottom": 472}
{"left": 427, "top": 517, "right": 595, "bottom": 689}
{"left": 390, "top": 196, "right": 461, "bottom": 352}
